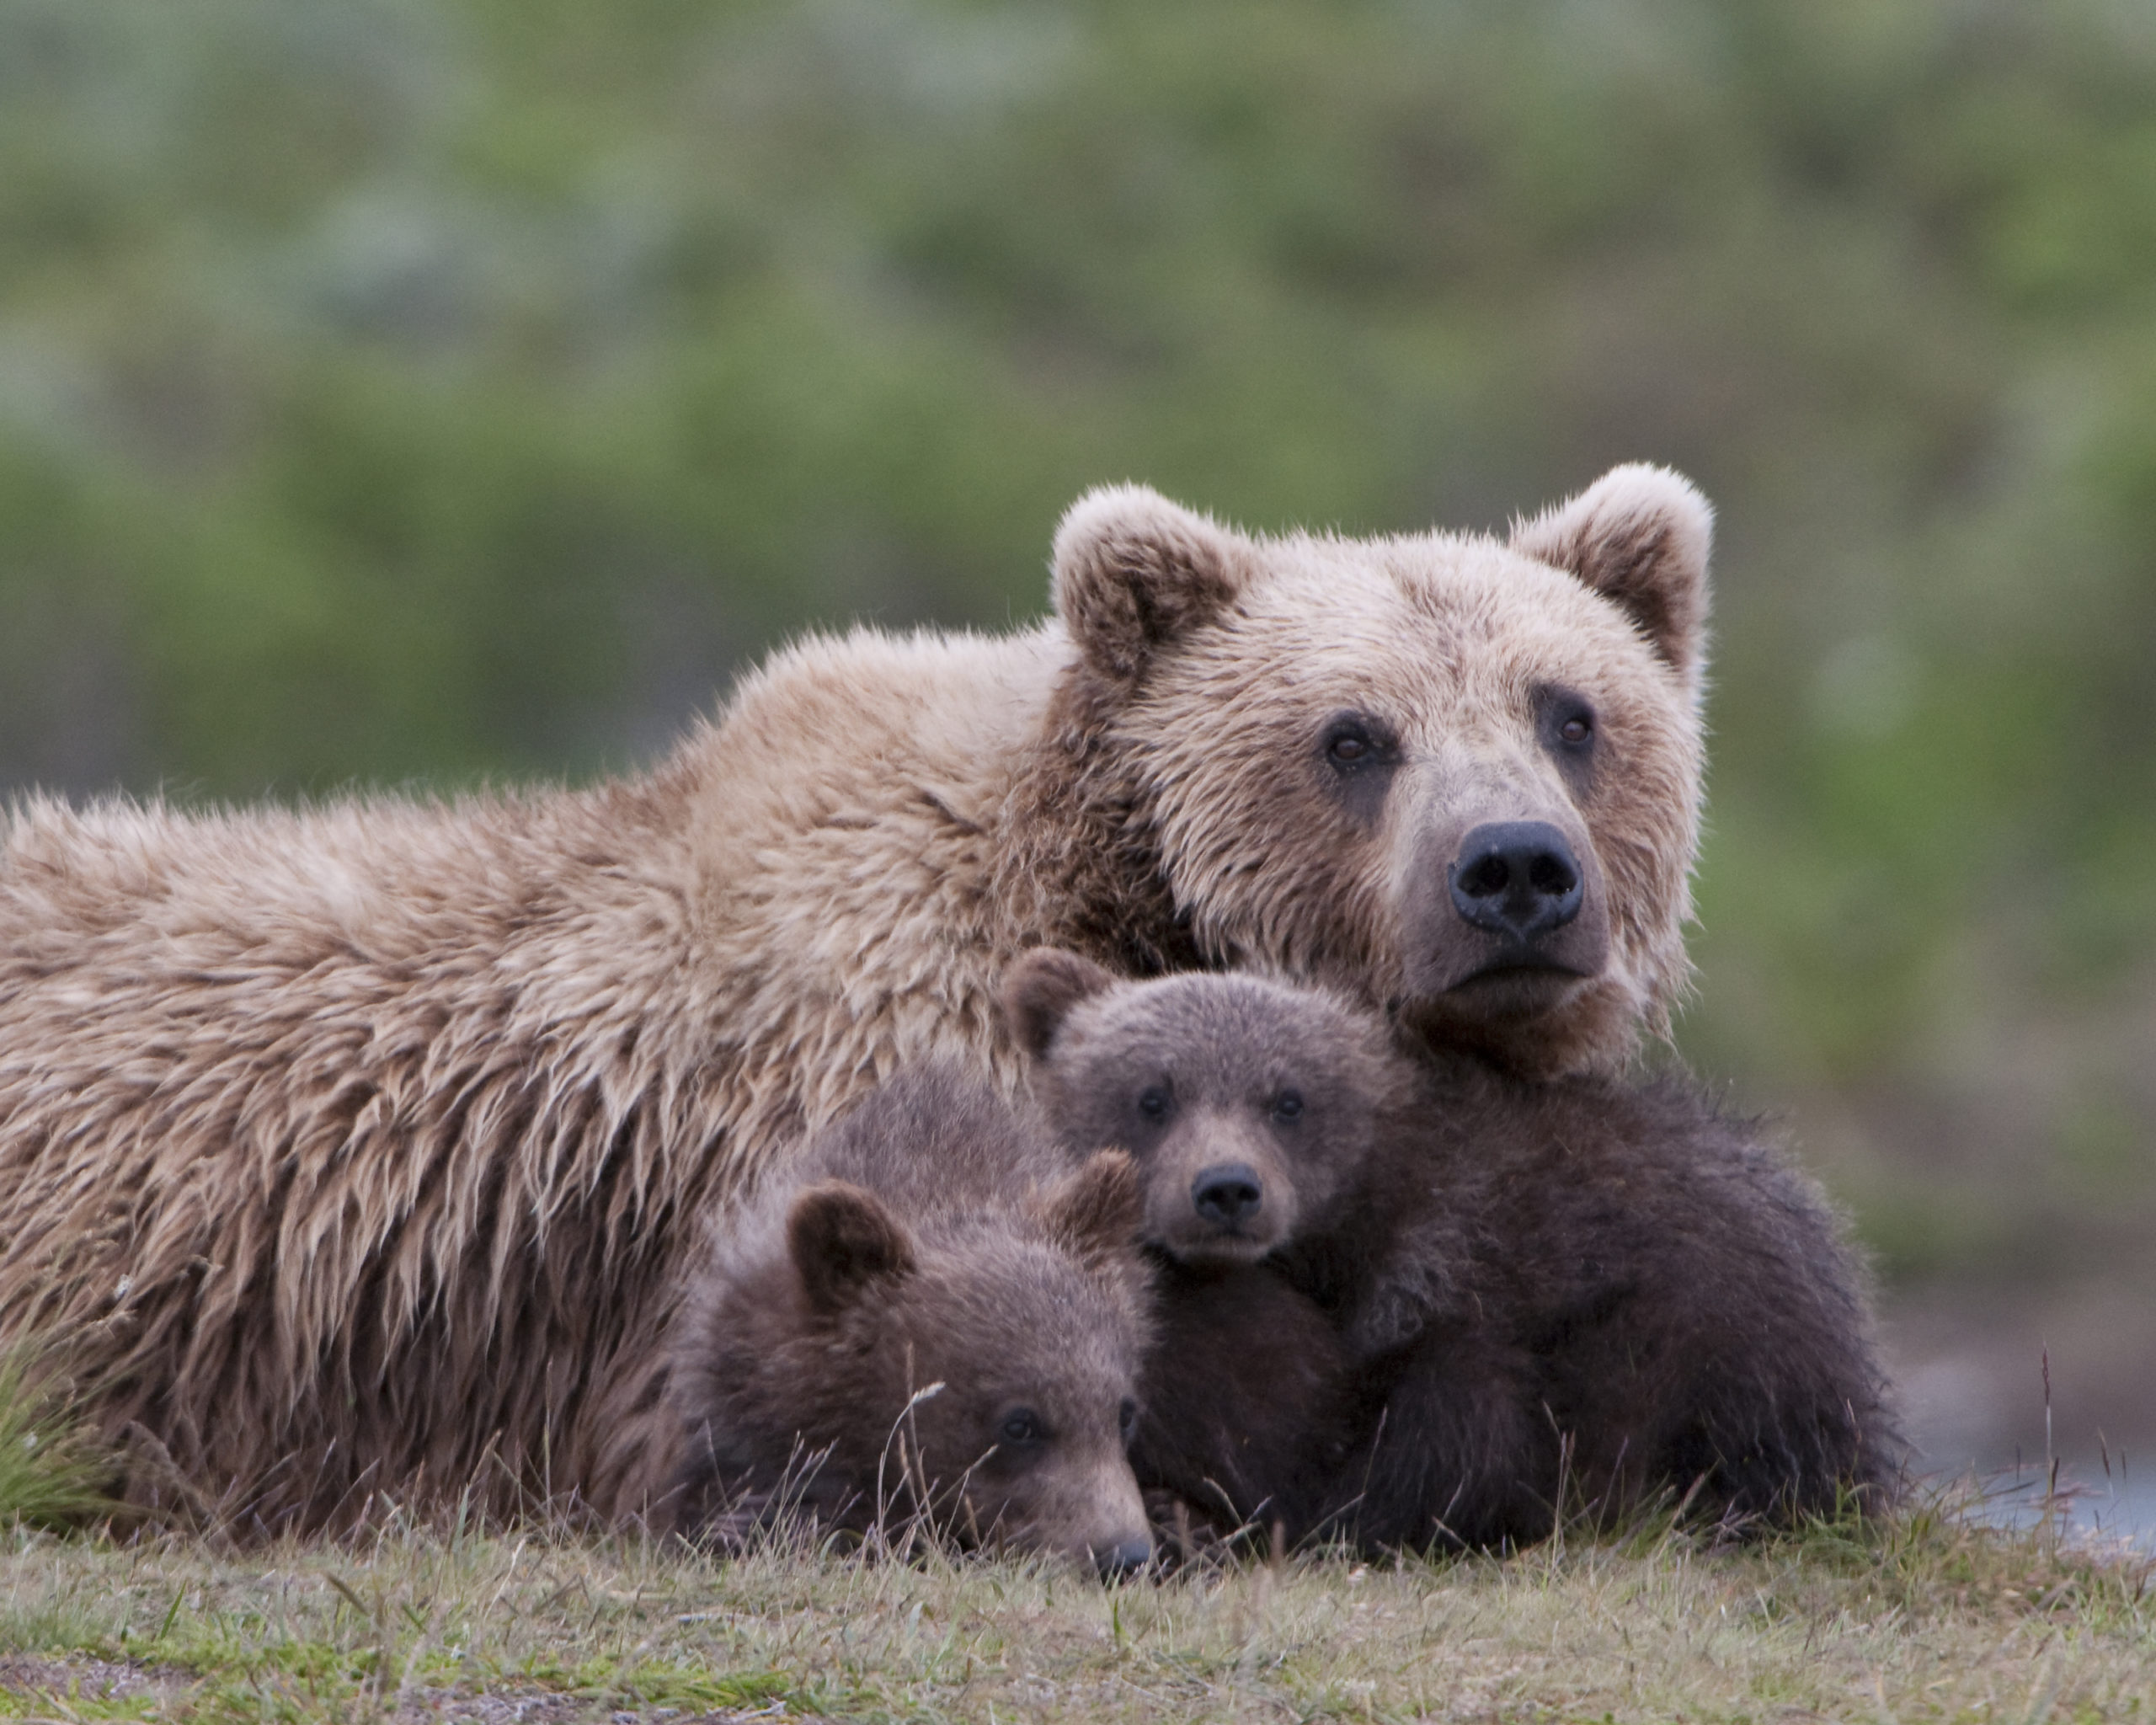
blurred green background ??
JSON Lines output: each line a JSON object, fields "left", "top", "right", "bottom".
{"left": 3, "top": 0, "right": 2153, "bottom": 1466}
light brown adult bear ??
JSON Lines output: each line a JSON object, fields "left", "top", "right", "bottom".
{"left": 666, "top": 1064, "right": 1153, "bottom": 1575}
{"left": 0, "top": 465, "right": 1709, "bottom": 1529}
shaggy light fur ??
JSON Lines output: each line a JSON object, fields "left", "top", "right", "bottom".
{"left": 1058, "top": 463, "right": 1710, "bottom": 1075}
{"left": 0, "top": 465, "right": 1710, "bottom": 1526}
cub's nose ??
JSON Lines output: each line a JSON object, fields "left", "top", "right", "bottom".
{"left": 1448, "top": 820, "right": 1583, "bottom": 943}
{"left": 1191, "top": 1163, "right": 1263, "bottom": 1230}
{"left": 1093, "top": 1534, "right": 1153, "bottom": 1579}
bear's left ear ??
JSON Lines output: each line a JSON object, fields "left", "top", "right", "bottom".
{"left": 1001, "top": 947, "right": 1118, "bottom": 1060}
{"left": 1040, "top": 1149, "right": 1144, "bottom": 1267}
{"left": 1053, "top": 484, "right": 1252, "bottom": 683}
{"left": 1509, "top": 464, "right": 1712, "bottom": 687}
{"left": 787, "top": 1181, "right": 917, "bottom": 1316}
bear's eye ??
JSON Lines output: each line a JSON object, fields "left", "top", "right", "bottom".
{"left": 999, "top": 1407, "right": 1046, "bottom": 1448}
{"left": 1320, "top": 713, "right": 1398, "bottom": 773}
{"left": 1137, "top": 1087, "right": 1171, "bottom": 1123}
{"left": 1319, "top": 712, "right": 1403, "bottom": 826}
{"left": 1536, "top": 687, "right": 1598, "bottom": 766}
{"left": 1272, "top": 1090, "right": 1304, "bottom": 1123}
{"left": 1118, "top": 1398, "right": 1140, "bottom": 1446}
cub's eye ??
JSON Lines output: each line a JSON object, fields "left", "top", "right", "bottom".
{"left": 1272, "top": 1090, "right": 1304, "bottom": 1123}
{"left": 1559, "top": 713, "right": 1593, "bottom": 745}
{"left": 1137, "top": 1087, "right": 1171, "bottom": 1123}
{"left": 1118, "top": 1398, "right": 1140, "bottom": 1445}
{"left": 1328, "top": 729, "right": 1369, "bottom": 763}
{"left": 999, "top": 1407, "right": 1046, "bottom": 1448}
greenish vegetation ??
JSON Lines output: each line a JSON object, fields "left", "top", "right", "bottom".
{"left": 0, "top": 1343, "right": 109, "bottom": 1532}
{"left": 0, "top": 1494, "right": 2148, "bottom": 1722}
{"left": 3, "top": 2, "right": 2153, "bottom": 1299}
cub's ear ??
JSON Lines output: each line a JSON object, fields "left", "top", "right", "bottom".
{"left": 1509, "top": 463, "right": 1712, "bottom": 688}
{"left": 787, "top": 1181, "right": 916, "bottom": 1316}
{"left": 1053, "top": 484, "right": 1251, "bottom": 683}
{"left": 1040, "top": 1149, "right": 1143, "bottom": 1265}
{"left": 1001, "top": 947, "right": 1118, "bottom": 1060}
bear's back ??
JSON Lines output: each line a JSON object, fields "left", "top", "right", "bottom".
{"left": 797, "top": 1061, "right": 1067, "bottom": 1220}
{"left": 1378, "top": 1060, "right": 1899, "bottom": 1519}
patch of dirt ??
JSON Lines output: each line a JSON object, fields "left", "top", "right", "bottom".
{"left": 0, "top": 1661, "right": 776, "bottom": 1724}
{"left": 0, "top": 1654, "right": 190, "bottom": 1702}
{"left": 398, "top": 1692, "right": 782, "bottom": 1724}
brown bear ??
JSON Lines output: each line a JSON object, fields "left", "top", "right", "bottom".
{"left": 1006, "top": 952, "right": 1899, "bottom": 1552}
{"left": 0, "top": 464, "right": 1710, "bottom": 1526}
{"left": 665, "top": 1064, "right": 1153, "bottom": 1573}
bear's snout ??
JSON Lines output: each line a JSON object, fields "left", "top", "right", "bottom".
{"left": 1190, "top": 1162, "right": 1264, "bottom": 1231}
{"left": 1396, "top": 798, "right": 1615, "bottom": 1049}
{"left": 1448, "top": 821, "right": 1584, "bottom": 943}
{"left": 1092, "top": 1533, "right": 1154, "bottom": 1579}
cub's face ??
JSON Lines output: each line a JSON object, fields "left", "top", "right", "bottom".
{"left": 889, "top": 1242, "right": 1150, "bottom": 1567}
{"left": 1006, "top": 957, "right": 1396, "bottom": 1264}
{"left": 1050, "top": 466, "right": 1710, "bottom": 1078}
{"left": 771, "top": 1156, "right": 1155, "bottom": 1575}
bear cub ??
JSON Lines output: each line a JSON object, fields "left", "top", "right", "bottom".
{"left": 1006, "top": 952, "right": 1898, "bottom": 1554}
{"left": 666, "top": 1063, "right": 1155, "bottom": 1573}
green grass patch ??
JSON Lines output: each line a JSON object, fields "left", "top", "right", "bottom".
{"left": 0, "top": 1487, "right": 2147, "bottom": 1721}
{"left": 0, "top": 1339, "right": 113, "bottom": 1533}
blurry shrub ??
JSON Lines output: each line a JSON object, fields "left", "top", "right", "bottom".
{"left": 3, "top": 0, "right": 2154, "bottom": 1282}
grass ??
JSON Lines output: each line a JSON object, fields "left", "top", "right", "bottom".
{"left": 0, "top": 1489, "right": 2147, "bottom": 1723}
{"left": 0, "top": 1343, "right": 113, "bottom": 1535}
{"left": 0, "top": 1360, "right": 2147, "bottom": 1720}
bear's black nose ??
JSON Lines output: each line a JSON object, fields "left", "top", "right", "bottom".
{"left": 1094, "top": 1535, "right": 1153, "bottom": 1579}
{"left": 1191, "top": 1163, "right": 1263, "bottom": 1229}
{"left": 1448, "top": 821, "right": 1584, "bottom": 944}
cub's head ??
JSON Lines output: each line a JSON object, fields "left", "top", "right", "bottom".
{"left": 674, "top": 1148, "right": 1154, "bottom": 1575}
{"left": 1005, "top": 949, "right": 1398, "bottom": 1265}
{"left": 1049, "top": 464, "right": 1710, "bottom": 1077}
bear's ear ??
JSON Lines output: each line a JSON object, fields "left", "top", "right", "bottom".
{"left": 787, "top": 1181, "right": 917, "bottom": 1316}
{"left": 1508, "top": 463, "right": 1712, "bottom": 686}
{"left": 1040, "top": 1149, "right": 1144, "bottom": 1266}
{"left": 1053, "top": 484, "right": 1251, "bottom": 683}
{"left": 1001, "top": 947, "right": 1118, "bottom": 1060}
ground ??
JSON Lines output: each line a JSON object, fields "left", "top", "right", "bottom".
{"left": 0, "top": 1495, "right": 2147, "bottom": 1723}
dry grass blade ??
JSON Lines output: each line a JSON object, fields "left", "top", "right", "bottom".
{"left": 0, "top": 1485, "right": 2144, "bottom": 1722}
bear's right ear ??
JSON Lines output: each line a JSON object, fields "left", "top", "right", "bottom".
{"left": 1001, "top": 947, "right": 1118, "bottom": 1060}
{"left": 1053, "top": 484, "right": 1251, "bottom": 683}
{"left": 1041, "top": 1149, "right": 1144, "bottom": 1266}
{"left": 1508, "top": 463, "right": 1712, "bottom": 689}
{"left": 787, "top": 1181, "right": 917, "bottom": 1316}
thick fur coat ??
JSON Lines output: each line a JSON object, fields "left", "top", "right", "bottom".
{"left": 0, "top": 465, "right": 1710, "bottom": 1525}
{"left": 1010, "top": 958, "right": 1899, "bottom": 1552}
{"left": 667, "top": 1064, "right": 1153, "bottom": 1571}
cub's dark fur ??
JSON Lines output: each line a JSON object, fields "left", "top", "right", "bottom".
{"left": 667, "top": 1063, "right": 1155, "bottom": 1572}
{"left": 1007, "top": 953, "right": 1899, "bottom": 1552}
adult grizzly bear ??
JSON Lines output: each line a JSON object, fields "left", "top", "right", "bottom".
{"left": 0, "top": 465, "right": 1709, "bottom": 1527}
{"left": 1008, "top": 953, "right": 1898, "bottom": 1551}
{"left": 666, "top": 1064, "right": 1153, "bottom": 1574}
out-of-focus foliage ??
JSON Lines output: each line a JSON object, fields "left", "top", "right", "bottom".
{"left": 3, "top": 0, "right": 2153, "bottom": 1287}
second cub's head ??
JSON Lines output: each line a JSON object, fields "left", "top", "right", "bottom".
{"left": 1006, "top": 950, "right": 1399, "bottom": 1264}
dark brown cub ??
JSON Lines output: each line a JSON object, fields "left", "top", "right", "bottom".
{"left": 1006, "top": 952, "right": 1901, "bottom": 1555}
{"left": 667, "top": 1063, "right": 1155, "bottom": 1573}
